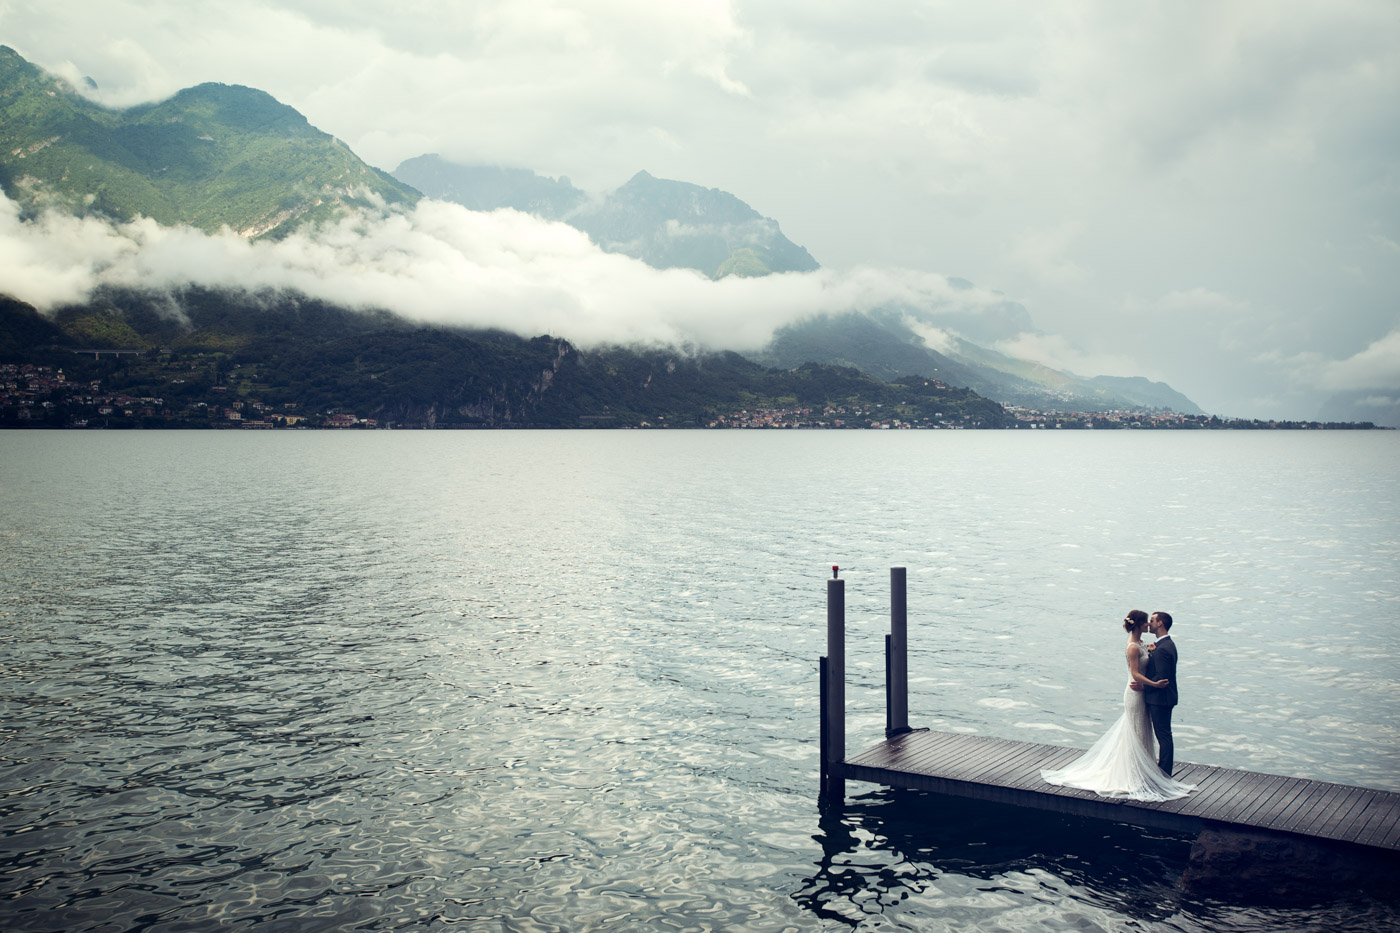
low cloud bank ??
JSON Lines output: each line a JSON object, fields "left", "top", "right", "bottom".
{"left": 1, "top": 193, "right": 1015, "bottom": 352}
{"left": 8, "top": 193, "right": 1392, "bottom": 417}
{"left": 1307, "top": 330, "right": 1400, "bottom": 393}
{"left": 1258, "top": 329, "right": 1400, "bottom": 400}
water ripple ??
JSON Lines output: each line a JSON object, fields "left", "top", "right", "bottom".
{"left": 2, "top": 432, "right": 1397, "bottom": 931}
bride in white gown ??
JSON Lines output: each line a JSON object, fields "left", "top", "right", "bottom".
{"left": 1041, "top": 610, "right": 1197, "bottom": 802}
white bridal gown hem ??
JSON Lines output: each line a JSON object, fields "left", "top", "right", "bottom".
{"left": 1041, "top": 680, "right": 1197, "bottom": 803}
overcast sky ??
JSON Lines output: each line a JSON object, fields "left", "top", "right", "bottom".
{"left": 2, "top": 0, "right": 1397, "bottom": 420}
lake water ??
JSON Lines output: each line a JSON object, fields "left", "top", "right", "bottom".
{"left": 2, "top": 431, "right": 1397, "bottom": 931}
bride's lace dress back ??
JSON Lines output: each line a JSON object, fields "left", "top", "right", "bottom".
{"left": 1041, "top": 642, "right": 1196, "bottom": 802}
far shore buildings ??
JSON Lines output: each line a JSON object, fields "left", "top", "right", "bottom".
{"left": 0, "top": 363, "right": 1378, "bottom": 430}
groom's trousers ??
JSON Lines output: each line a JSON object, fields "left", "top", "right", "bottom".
{"left": 1147, "top": 704, "right": 1175, "bottom": 776}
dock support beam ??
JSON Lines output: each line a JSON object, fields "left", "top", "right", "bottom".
{"left": 820, "top": 574, "right": 845, "bottom": 803}
{"left": 886, "top": 567, "right": 910, "bottom": 738}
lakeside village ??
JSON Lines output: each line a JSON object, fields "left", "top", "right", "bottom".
{"left": 707, "top": 405, "right": 1378, "bottom": 430}
{"left": 1, "top": 362, "right": 1383, "bottom": 430}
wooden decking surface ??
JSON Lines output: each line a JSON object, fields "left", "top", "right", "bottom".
{"left": 842, "top": 729, "right": 1400, "bottom": 852}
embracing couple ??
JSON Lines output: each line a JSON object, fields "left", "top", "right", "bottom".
{"left": 1041, "top": 610, "right": 1197, "bottom": 801}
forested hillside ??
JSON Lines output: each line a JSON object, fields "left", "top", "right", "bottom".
{"left": 0, "top": 289, "right": 1008, "bottom": 429}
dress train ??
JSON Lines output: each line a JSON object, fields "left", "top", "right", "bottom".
{"left": 1041, "top": 681, "right": 1196, "bottom": 802}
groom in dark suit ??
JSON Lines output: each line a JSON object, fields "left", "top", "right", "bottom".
{"left": 1142, "top": 611, "right": 1178, "bottom": 776}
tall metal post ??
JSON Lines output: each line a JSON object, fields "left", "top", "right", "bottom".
{"left": 818, "top": 655, "right": 830, "bottom": 798}
{"left": 822, "top": 574, "right": 846, "bottom": 802}
{"left": 887, "top": 566, "right": 910, "bottom": 737}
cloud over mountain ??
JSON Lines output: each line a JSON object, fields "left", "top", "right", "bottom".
{"left": 3, "top": 1, "right": 1396, "bottom": 419}
{"left": 0, "top": 191, "right": 1010, "bottom": 352}
{"left": 4, "top": 182, "right": 1389, "bottom": 421}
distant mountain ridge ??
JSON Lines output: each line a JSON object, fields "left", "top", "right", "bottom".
{"left": 395, "top": 155, "right": 1203, "bottom": 413}
{"left": 393, "top": 156, "right": 583, "bottom": 218}
{"left": 568, "top": 169, "right": 820, "bottom": 278}
{"left": 394, "top": 156, "right": 818, "bottom": 279}
{"left": 1318, "top": 390, "right": 1400, "bottom": 429}
{"left": 759, "top": 310, "right": 1206, "bottom": 414}
{"left": 0, "top": 46, "right": 418, "bottom": 237}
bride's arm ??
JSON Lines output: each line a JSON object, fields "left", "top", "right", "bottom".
{"left": 1126, "top": 645, "right": 1168, "bottom": 688}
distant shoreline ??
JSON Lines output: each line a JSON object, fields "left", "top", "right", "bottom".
{"left": 3, "top": 421, "right": 1389, "bottom": 431}
{"left": 4, "top": 361, "right": 1388, "bottom": 432}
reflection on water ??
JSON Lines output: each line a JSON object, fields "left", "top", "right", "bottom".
{"left": 800, "top": 791, "right": 1192, "bottom": 928}
{"left": 798, "top": 791, "right": 1399, "bottom": 932}
{"left": 1, "top": 432, "right": 1397, "bottom": 931}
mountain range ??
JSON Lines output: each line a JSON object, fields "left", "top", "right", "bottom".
{"left": 389, "top": 157, "right": 1199, "bottom": 414}
{"left": 0, "top": 46, "right": 1208, "bottom": 417}
{"left": 756, "top": 309, "right": 1203, "bottom": 413}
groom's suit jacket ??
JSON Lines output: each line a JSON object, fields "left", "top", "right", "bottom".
{"left": 1143, "top": 637, "right": 1178, "bottom": 708}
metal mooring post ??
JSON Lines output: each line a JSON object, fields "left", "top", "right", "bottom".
{"left": 886, "top": 566, "right": 910, "bottom": 737}
{"left": 820, "top": 566, "right": 845, "bottom": 802}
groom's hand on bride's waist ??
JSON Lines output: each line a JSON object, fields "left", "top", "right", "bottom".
{"left": 1129, "top": 682, "right": 1144, "bottom": 691}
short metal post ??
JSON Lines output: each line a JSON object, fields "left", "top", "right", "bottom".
{"left": 887, "top": 566, "right": 910, "bottom": 737}
{"left": 822, "top": 575, "right": 846, "bottom": 802}
{"left": 885, "top": 633, "right": 893, "bottom": 736}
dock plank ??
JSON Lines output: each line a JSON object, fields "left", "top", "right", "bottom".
{"left": 1378, "top": 812, "right": 1400, "bottom": 850}
{"left": 1180, "top": 766, "right": 1246, "bottom": 813}
{"left": 1014, "top": 747, "right": 1082, "bottom": 790}
{"left": 980, "top": 742, "right": 1067, "bottom": 789}
{"left": 1285, "top": 781, "right": 1353, "bottom": 838}
{"left": 1236, "top": 776, "right": 1311, "bottom": 828}
{"left": 935, "top": 737, "right": 1025, "bottom": 783}
{"left": 960, "top": 739, "right": 1042, "bottom": 783}
{"left": 1213, "top": 772, "right": 1285, "bottom": 824}
{"left": 1357, "top": 800, "right": 1400, "bottom": 848}
{"left": 1331, "top": 788, "right": 1382, "bottom": 842}
{"left": 1317, "top": 788, "right": 1380, "bottom": 843}
{"left": 840, "top": 728, "right": 1400, "bottom": 852}
{"left": 1262, "top": 780, "right": 1331, "bottom": 832}
{"left": 984, "top": 743, "right": 1057, "bottom": 786}
{"left": 856, "top": 729, "right": 959, "bottom": 770}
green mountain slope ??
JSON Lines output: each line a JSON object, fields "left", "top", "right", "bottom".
{"left": 0, "top": 295, "right": 71, "bottom": 358}
{"left": 0, "top": 46, "right": 418, "bottom": 237}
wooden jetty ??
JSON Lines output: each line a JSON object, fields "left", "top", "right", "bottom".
{"left": 819, "top": 568, "right": 1400, "bottom": 854}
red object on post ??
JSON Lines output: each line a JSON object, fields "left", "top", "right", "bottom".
{"left": 832, "top": 565, "right": 839, "bottom": 578}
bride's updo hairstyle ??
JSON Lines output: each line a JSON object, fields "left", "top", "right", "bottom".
{"left": 1123, "top": 609, "right": 1148, "bottom": 633}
